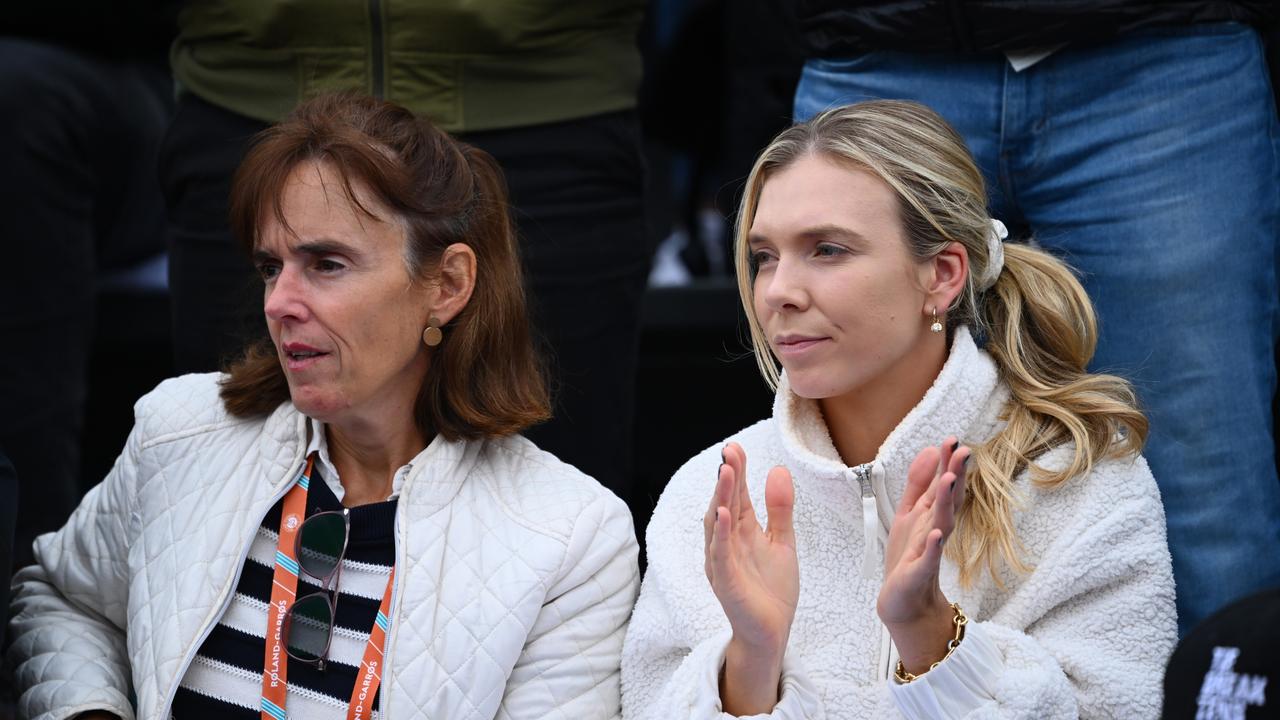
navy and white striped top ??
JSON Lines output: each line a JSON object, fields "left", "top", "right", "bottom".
{"left": 171, "top": 469, "right": 397, "bottom": 718}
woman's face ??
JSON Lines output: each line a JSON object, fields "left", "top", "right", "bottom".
{"left": 255, "top": 160, "right": 435, "bottom": 427}
{"left": 748, "top": 153, "right": 936, "bottom": 401}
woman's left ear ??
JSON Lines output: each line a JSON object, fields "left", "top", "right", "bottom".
{"left": 925, "top": 241, "right": 969, "bottom": 314}
{"left": 428, "top": 243, "right": 477, "bottom": 325}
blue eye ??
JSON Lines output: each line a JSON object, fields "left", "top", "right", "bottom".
{"left": 315, "top": 258, "right": 345, "bottom": 273}
{"left": 816, "top": 244, "right": 847, "bottom": 258}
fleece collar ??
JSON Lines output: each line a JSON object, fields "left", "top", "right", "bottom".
{"left": 774, "top": 326, "right": 1006, "bottom": 514}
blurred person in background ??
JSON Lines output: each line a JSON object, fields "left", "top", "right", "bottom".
{"left": 1162, "top": 585, "right": 1280, "bottom": 718}
{"left": 162, "top": 0, "right": 649, "bottom": 507}
{"left": 8, "top": 93, "right": 638, "bottom": 720}
{"left": 786, "top": 0, "right": 1280, "bottom": 634}
{"left": 0, "top": 1, "right": 174, "bottom": 568}
{"left": 642, "top": 0, "right": 803, "bottom": 288}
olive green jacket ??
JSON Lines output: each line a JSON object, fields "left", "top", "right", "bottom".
{"left": 171, "top": 0, "right": 644, "bottom": 132}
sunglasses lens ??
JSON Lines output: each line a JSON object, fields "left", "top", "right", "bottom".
{"left": 298, "top": 512, "right": 345, "bottom": 580}
{"left": 286, "top": 594, "right": 333, "bottom": 662}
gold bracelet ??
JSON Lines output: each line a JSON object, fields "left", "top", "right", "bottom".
{"left": 893, "top": 602, "right": 968, "bottom": 684}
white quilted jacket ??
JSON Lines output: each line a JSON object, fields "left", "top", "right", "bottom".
{"left": 622, "top": 328, "right": 1177, "bottom": 719}
{"left": 7, "top": 373, "right": 640, "bottom": 720}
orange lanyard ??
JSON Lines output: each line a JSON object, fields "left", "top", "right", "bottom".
{"left": 261, "top": 455, "right": 397, "bottom": 720}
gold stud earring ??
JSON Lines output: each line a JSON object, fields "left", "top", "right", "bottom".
{"left": 422, "top": 316, "right": 443, "bottom": 347}
{"left": 930, "top": 307, "right": 943, "bottom": 334}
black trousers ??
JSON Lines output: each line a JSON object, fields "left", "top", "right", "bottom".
{"left": 0, "top": 449, "right": 15, "bottom": 645}
{"left": 162, "top": 94, "right": 649, "bottom": 499}
{"left": 0, "top": 39, "right": 170, "bottom": 567}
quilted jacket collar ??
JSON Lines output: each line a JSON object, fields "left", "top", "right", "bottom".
{"left": 773, "top": 326, "right": 1005, "bottom": 509}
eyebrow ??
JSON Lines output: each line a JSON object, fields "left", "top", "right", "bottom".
{"left": 748, "top": 223, "right": 868, "bottom": 246}
{"left": 253, "top": 238, "right": 359, "bottom": 263}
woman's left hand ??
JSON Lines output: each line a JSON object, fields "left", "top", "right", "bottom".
{"left": 877, "top": 437, "right": 970, "bottom": 674}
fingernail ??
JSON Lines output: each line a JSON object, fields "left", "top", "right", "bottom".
{"left": 962, "top": 455, "right": 970, "bottom": 468}
{"left": 949, "top": 480, "right": 956, "bottom": 493}
{"left": 937, "top": 536, "right": 944, "bottom": 548}
{"left": 721, "top": 449, "right": 727, "bottom": 463}
{"left": 951, "top": 440, "right": 961, "bottom": 452}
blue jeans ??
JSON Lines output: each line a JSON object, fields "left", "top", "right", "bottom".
{"left": 796, "top": 22, "right": 1280, "bottom": 635}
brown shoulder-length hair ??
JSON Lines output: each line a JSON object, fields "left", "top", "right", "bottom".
{"left": 219, "top": 91, "right": 550, "bottom": 440}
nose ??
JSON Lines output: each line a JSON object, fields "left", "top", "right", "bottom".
{"left": 263, "top": 265, "right": 310, "bottom": 324}
{"left": 759, "top": 257, "right": 808, "bottom": 314}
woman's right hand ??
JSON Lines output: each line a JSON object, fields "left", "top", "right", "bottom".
{"left": 704, "top": 442, "right": 799, "bottom": 714}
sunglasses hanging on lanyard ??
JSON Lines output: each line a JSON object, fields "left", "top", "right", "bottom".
{"left": 260, "top": 453, "right": 396, "bottom": 720}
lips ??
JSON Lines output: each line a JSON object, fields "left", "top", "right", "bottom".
{"left": 773, "top": 334, "right": 830, "bottom": 356}
{"left": 280, "top": 342, "right": 330, "bottom": 370}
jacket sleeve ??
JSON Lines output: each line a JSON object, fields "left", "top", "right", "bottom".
{"left": 6, "top": 421, "right": 141, "bottom": 720}
{"left": 620, "top": 450, "right": 826, "bottom": 720}
{"left": 621, "top": 598, "right": 826, "bottom": 719}
{"left": 496, "top": 492, "right": 641, "bottom": 719}
{"left": 888, "top": 458, "right": 1177, "bottom": 719}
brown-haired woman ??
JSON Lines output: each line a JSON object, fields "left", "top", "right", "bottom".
{"left": 8, "top": 92, "right": 639, "bottom": 719}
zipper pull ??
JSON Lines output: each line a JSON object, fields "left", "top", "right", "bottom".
{"left": 853, "top": 463, "right": 874, "bottom": 499}
{"left": 852, "top": 464, "right": 880, "bottom": 579}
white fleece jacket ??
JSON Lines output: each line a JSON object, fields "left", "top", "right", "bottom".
{"left": 621, "top": 328, "right": 1176, "bottom": 719}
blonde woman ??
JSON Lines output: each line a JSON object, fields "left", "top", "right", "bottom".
{"left": 621, "top": 100, "right": 1175, "bottom": 719}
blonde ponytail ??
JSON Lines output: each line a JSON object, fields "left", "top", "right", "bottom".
{"left": 736, "top": 100, "right": 1148, "bottom": 586}
{"left": 954, "top": 243, "right": 1147, "bottom": 585}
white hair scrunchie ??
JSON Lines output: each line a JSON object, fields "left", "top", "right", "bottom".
{"left": 976, "top": 218, "right": 1007, "bottom": 291}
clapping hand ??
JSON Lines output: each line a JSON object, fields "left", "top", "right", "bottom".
{"left": 704, "top": 442, "right": 798, "bottom": 714}
{"left": 878, "top": 437, "right": 970, "bottom": 673}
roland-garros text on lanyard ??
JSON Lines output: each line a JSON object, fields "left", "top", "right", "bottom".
{"left": 260, "top": 454, "right": 397, "bottom": 720}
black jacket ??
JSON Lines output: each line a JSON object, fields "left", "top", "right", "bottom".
{"left": 788, "top": 1, "right": 1277, "bottom": 56}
